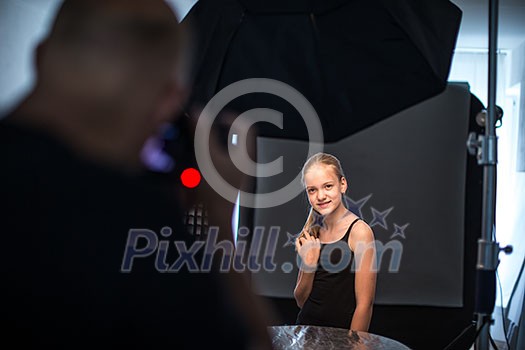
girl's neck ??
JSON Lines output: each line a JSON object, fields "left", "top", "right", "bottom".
{"left": 322, "top": 206, "right": 350, "bottom": 231}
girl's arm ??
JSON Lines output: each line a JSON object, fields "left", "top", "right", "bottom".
{"left": 294, "top": 269, "right": 316, "bottom": 308}
{"left": 349, "top": 223, "right": 377, "bottom": 332}
{"left": 293, "top": 231, "right": 320, "bottom": 308}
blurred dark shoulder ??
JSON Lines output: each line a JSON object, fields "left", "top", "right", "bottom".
{"left": 0, "top": 115, "right": 183, "bottom": 222}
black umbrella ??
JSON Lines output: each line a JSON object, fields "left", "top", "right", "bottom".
{"left": 184, "top": 0, "right": 462, "bottom": 142}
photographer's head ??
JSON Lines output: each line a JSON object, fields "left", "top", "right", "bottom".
{"left": 15, "top": 0, "right": 189, "bottom": 171}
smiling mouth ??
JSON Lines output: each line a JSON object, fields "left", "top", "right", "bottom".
{"left": 317, "top": 202, "right": 331, "bottom": 208}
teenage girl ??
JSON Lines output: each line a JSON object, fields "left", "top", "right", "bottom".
{"left": 294, "top": 152, "right": 376, "bottom": 332}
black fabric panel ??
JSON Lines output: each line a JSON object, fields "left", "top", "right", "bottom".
{"left": 215, "top": 11, "right": 325, "bottom": 140}
{"left": 313, "top": 0, "right": 450, "bottom": 139}
{"left": 381, "top": 0, "right": 462, "bottom": 80}
{"left": 238, "top": 0, "right": 350, "bottom": 14}
{"left": 184, "top": 0, "right": 461, "bottom": 142}
{"left": 184, "top": 0, "right": 245, "bottom": 105}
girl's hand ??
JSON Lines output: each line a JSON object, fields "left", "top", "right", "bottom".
{"left": 295, "top": 230, "right": 321, "bottom": 272}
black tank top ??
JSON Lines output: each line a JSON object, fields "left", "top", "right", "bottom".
{"left": 296, "top": 218, "right": 361, "bottom": 329}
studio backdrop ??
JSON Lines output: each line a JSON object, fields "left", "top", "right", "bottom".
{"left": 249, "top": 83, "right": 471, "bottom": 307}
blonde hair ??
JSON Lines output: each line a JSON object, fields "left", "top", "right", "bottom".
{"left": 301, "top": 153, "right": 346, "bottom": 238}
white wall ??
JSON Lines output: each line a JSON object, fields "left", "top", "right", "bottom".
{"left": 0, "top": 0, "right": 198, "bottom": 117}
{"left": 0, "top": 0, "right": 61, "bottom": 116}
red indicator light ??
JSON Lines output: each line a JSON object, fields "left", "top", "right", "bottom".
{"left": 181, "top": 168, "right": 201, "bottom": 188}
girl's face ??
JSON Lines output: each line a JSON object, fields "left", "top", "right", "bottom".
{"left": 304, "top": 164, "right": 347, "bottom": 217}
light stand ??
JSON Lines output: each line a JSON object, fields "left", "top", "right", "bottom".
{"left": 465, "top": 0, "right": 513, "bottom": 348}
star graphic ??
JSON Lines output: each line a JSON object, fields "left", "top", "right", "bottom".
{"left": 390, "top": 223, "right": 409, "bottom": 239}
{"left": 369, "top": 207, "right": 394, "bottom": 230}
{"left": 344, "top": 194, "right": 372, "bottom": 218}
{"left": 283, "top": 231, "right": 301, "bottom": 248}
{"left": 311, "top": 210, "right": 326, "bottom": 230}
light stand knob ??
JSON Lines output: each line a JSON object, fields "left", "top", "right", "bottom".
{"left": 467, "top": 132, "right": 480, "bottom": 156}
{"left": 500, "top": 245, "right": 513, "bottom": 255}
